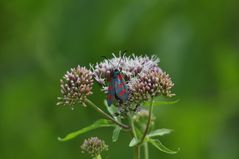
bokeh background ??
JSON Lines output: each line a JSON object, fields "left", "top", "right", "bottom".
{"left": 1, "top": 0, "right": 239, "bottom": 159}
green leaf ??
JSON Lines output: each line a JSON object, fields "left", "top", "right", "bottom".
{"left": 104, "top": 99, "right": 122, "bottom": 123}
{"left": 112, "top": 126, "right": 121, "bottom": 142}
{"left": 148, "top": 138, "right": 179, "bottom": 154}
{"left": 104, "top": 100, "right": 117, "bottom": 116}
{"left": 144, "top": 99, "right": 180, "bottom": 106}
{"left": 147, "top": 128, "right": 172, "bottom": 138}
{"left": 58, "top": 119, "right": 114, "bottom": 142}
{"left": 153, "top": 99, "right": 180, "bottom": 105}
{"left": 129, "top": 137, "right": 140, "bottom": 147}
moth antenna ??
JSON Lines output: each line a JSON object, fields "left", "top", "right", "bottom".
{"left": 101, "top": 56, "right": 115, "bottom": 68}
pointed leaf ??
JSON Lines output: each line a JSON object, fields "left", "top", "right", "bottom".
{"left": 153, "top": 99, "right": 180, "bottom": 105}
{"left": 148, "top": 138, "right": 179, "bottom": 154}
{"left": 147, "top": 129, "right": 172, "bottom": 138}
{"left": 58, "top": 119, "right": 114, "bottom": 142}
{"left": 129, "top": 137, "right": 140, "bottom": 147}
{"left": 144, "top": 99, "right": 180, "bottom": 106}
{"left": 112, "top": 126, "right": 121, "bottom": 142}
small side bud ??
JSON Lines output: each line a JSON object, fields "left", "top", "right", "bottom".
{"left": 81, "top": 137, "right": 108, "bottom": 157}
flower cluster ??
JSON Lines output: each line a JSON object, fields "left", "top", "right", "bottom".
{"left": 92, "top": 52, "right": 175, "bottom": 106}
{"left": 128, "top": 70, "right": 175, "bottom": 104}
{"left": 57, "top": 52, "right": 177, "bottom": 158}
{"left": 81, "top": 137, "right": 108, "bottom": 157}
{"left": 57, "top": 66, "right": 93, "bottom": 107}
{"left": 57, "top": 52, "right": 175, "bottom": 111}
{"left": 93, "top": 52, "right": 161, "bottom": 86}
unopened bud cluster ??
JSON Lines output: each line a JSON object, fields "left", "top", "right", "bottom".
{"left": 57, "top": 66, "right": 93, "bottom": 107}
{"left": 81, "top": 137, "right": 108, "bottom": 157}
{"left": 129, "top": 70, "right": 175, "bottom": 104}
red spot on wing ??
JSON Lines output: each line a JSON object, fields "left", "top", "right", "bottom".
{"left": 119, "top": 89, "right": 126, "bottom": 96}
{"left": 118, "top": 83, "right": 124, "bottom": 88}
{"left": 108, "top": 94, "right": 112, "bottom": 100}
{"left": 108, "top": 86, "right": 113, "bottom": 90}
{"left": 118, "top": 74, "right": 123, "bottom": 80}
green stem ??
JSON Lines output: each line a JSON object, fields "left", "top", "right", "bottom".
{"left": 129, "top": 114, "right": 137, "bottom": 138}
{"left": 86, "top": 99, "right": 130, "bottom": 130}
{"left": 135, "top": 145, "right": 140, "bottom": 159}
{"left": 94, "top": 154, "right": 102, "bottom": 159}
{"left": 144, "top": 142, "right": 149, "bottom": 159}
{"left": 137, "top": 98, "right": 154, "bottom": 146}
{"left": 128, "top": 113, "right": 140, "bottom": 159}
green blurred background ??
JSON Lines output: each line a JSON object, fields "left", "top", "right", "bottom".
{"left": 1, "top": 0, "right": 239, "bottom": 159}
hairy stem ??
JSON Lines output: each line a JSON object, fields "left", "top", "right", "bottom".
{"left": 137, "top": 98, "right": 153, "bottom": 146}
{"left": 144, "top": 142, "right": 149, "bottom": 159}
{"left": 86, "top": 99, "right": 130, "bottom": 130}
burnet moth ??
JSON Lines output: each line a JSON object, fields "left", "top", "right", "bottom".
{"left": 102, "top": 51, "right": 128, "bottom": 106}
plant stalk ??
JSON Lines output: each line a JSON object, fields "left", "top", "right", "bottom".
{"left": 94, "top": 154, "right": 102, "bottom": 159}
{"left": 135, "top": 145, "right": 140, "bottom": 159}
{"left": 86, "top": 99, "right": 130, "bottom": 130}
{"left": 137, "top": 98, "right": 153, "bottom": 146}
{"left": 143, "top": 142, "right": 149, "bottom": 159}
{"left": 128, "top": 114, "right": 137, "bottom": 138}
{"left": 128, "top": 113, "right": 141, "bottom": 159}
